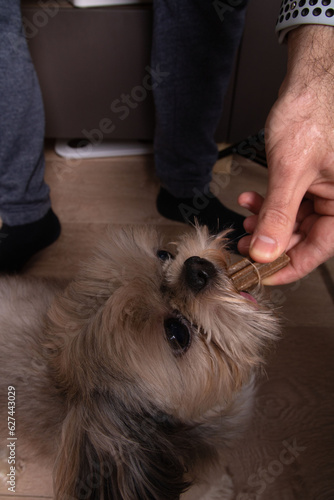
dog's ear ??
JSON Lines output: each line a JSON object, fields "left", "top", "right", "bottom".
{"left": 53, "top": 396, "right": 194, "bottom": 500}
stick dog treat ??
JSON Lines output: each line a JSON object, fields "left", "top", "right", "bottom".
{"left": 227, "top": 253, "right": 290, "bottom": 291}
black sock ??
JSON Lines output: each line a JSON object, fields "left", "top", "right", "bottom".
{"left": 156, "top": 187, "right": 246, "bottom": 252}
{"left": 0, "top": 208, "right": 61, "bottom": 273}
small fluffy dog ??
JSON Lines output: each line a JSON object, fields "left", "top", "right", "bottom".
{"left": 0, "top": 226, "right": 279, "bottom": 500}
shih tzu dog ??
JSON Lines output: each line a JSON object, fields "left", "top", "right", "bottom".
{"left": 0, "top": 226, "right": 280, "bottom": 500}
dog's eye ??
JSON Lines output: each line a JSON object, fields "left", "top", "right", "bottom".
{"left": 157, "top": 250, "right": 174, "bottom": 261}
{"left": 164, "top": 318, "right": 191, "bottom": 354}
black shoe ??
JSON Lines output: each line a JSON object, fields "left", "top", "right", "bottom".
{"left": 156, "top": 187, "right": 246, "bottom": 253}
{"left": 0, "top": 208, "right": 61, "bottom": 273}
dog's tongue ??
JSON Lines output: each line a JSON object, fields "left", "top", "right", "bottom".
{"left": 240, "top": 291, "right": 257, "bottom": 304}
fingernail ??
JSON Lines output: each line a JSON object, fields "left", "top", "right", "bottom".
{"left": 250, "top": 234, "right": 278, "bottom": 260}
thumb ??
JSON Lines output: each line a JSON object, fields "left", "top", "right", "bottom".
{"left": 249, "top": 169, "right": 307, "bottom": 263}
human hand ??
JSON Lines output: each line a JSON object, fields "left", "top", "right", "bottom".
{"left": 237, "top": 25, "right": 334, "bottom": 285}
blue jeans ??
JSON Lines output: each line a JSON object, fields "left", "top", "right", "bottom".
{"left": 152, "top": 0, "right": 248, "bottom": 197}
{"left": 0, "top": 0, "right": 50, "bottom": 225}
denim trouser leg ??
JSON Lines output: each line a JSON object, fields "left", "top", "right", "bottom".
{"left": 152, "top": 0, "right": 248, "bottom": 198}
{"left": 0, "top": 0, "right": 50, "bottom": 226}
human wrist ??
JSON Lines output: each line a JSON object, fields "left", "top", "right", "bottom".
{"left": 283, "top": 25, "right": 334, "bottom": 94}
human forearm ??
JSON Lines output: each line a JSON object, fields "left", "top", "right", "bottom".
{"left": 283, "top": 25, "right": 334, "bottom": 94}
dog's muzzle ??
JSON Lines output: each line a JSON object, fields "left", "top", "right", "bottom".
{"left": 183, "top": 256, "right": 217, "bottom": 293}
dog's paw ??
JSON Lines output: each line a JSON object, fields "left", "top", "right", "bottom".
{"left": 182, "top": 467, "right": 235, "bottom": 500}
{"left": 202, "top": 470, "right": 235, "bottom": 500}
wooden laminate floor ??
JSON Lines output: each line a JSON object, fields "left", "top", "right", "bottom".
{"left": 0, "top": 143, "right": 333, "bottom": 499}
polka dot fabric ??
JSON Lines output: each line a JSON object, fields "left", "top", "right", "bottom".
{"left": 276, "top": 0, "right": 334, "bottom": 34}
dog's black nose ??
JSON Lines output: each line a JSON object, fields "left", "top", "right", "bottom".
{"left": 184, "top": 256, "right": 217, "bottom": 293}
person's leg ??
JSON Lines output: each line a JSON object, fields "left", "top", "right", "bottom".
{"left": 0, "top": 1, "right": 60, "bottom": 272}
{"left": 152, "top": 0, "right": 248, "bottom": 245}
